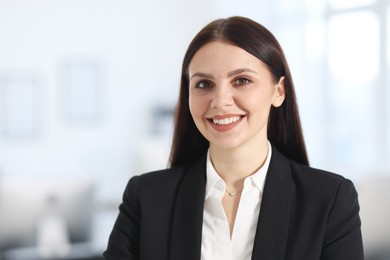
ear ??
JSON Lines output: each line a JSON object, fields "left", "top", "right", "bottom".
{"left": 272, "top": 76, "right": 285, "bottom": 107}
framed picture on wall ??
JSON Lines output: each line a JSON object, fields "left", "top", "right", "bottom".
{"left": 0, "top": 74, "right": 43, "bottom": 138}
{"left": 59, "top": 58, "right": 105, "bottom": 123}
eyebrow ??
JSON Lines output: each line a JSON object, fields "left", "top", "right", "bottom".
{"left": 190, "top": 72, "right": 214, "bottom": 80}
{"left": 190, "top": 68, "right": 258, "bottom": 80}
{"left": 228, "top": 68, "right": 259, "bottom": 77}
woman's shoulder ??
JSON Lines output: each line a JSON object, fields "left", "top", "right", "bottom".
{"left": 135, "top": 155, "right": 206, "bottom": 182}
{"left": 288, "top": 160, "right": 356, "bottom": 199}
{"left": 119, "top": 165, "right": 189, "bottom": 206}
{"left": 130, "top": 165, "right": 188, "bottom": 188}
{"left": 122, "top": 157, "right": 206, "bottom": 206}
{"left": 290, "top": 160, "right": 345, "bottom": 182}
{"left": 271, "top": 145, "right": 349, "bottom": 189}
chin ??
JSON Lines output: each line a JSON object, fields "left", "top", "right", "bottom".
{"left": 209, "top": 139, "right": 243, "bottom": 151}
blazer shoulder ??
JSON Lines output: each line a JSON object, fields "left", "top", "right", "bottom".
{"left": 288, "top": 160, "right": 357, "bottom": 202}
{"left": 133, "top": 165, "right": 188, "bottom": 192}
{"left": 271, "top": 145, "right": 347, "bottom": 190}
{"left": 135, "top": 155, "right": 206, "bottom": 184}
{"left": 271, "top": 154, "right": 363, "bottom": 259}
{"left": 138, "top": 165, "right": 186, "bottom": 180}
{"left": 290, "top": 161, "right": 345, "bottom": 183}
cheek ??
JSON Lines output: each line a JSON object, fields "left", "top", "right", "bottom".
{"left": 243, "top": 92, "right": 274, "bottom": 117}
{"left": 189, "top": 95, "right": 207, "bottom": 118}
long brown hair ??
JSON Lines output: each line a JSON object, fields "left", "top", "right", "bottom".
{"left": 169, "top": 16, "right": 309, "bottom": 167}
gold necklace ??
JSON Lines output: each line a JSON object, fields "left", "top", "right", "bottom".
{"left": 225, "top": 188, "right": 243, "bottom": 197}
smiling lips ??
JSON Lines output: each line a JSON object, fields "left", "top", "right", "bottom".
{"left": 208, "top": 115, "right": 244, "bottom": 132}
{"left": 212, "top": 116, "right": 241, "bottom": 125}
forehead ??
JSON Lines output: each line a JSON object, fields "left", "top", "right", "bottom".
{"left": 188, "top": 41, "right": 267, "bottom": 74}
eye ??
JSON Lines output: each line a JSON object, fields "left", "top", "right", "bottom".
{"left": 232, "top": 77, "right": 251, "bottom": 87}
{"left": 195, "top": 80, "right": 214, "bottom": 89}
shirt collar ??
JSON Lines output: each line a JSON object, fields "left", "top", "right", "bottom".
{"left": 205, "top": 141, "right": 272, "bottom": 200}
{"left": 205, "top": 151, "right": 224, "bottom": 200}
{"left": 249, "top": 141, "right": 272, "bottom": 192}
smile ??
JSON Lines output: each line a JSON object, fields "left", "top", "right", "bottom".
{"left": 212, "top": 116, "right": 242, "bottom": 125}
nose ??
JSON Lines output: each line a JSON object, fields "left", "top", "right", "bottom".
{"left": 210, "top": 85, "right": 234, "bottom": 109}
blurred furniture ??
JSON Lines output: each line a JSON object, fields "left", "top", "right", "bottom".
{"left": 0, "top": 177, "right": 101, "bottom": 259}
{"left": 358, "top": 176, "right": 390, "bottom": 260}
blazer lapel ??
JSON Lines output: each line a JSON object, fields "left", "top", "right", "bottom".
{"left": 169, "top": 156, "right": 206, "bottom": 260}
{"left": 251, "top": 146, "right": 294, "bottom": 260}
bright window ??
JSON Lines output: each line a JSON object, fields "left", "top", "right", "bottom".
{"left": 387, "top": 4, "right": 390, "bottom": 165}
{"left": 328, "top": 11, "right": 380, "bottom": 82}
{"left": 272, "top": 0, "right": 389, "bottom": 175}
{"left": 325, "top": 2, "right": 385, "bottom": 173}
{"left": 328, "top": 0, "right": 377, "bottom": 10}
{"left": 326, "top": 11, "right": 380, "bottom": 168}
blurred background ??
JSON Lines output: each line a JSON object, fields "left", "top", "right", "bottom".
{"left": 0, "top": 0, "right": 389, "bottom": 259}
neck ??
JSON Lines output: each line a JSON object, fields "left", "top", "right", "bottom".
{"left": 209, "top": 139, "right": 269, "bottom": 190}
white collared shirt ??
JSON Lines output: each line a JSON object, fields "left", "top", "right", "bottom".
{"left": 201, "top": 142, "right": 272, "bottom": 260}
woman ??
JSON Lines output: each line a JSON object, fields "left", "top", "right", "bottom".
{"left": 104, "top": 16, "right": 364, "bottom": 260}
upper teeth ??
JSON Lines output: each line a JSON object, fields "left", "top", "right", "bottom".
{"left": 212, "top": 116, "right": 241, "bottom": 125}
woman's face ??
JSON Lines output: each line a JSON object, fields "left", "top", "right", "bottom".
{"left": 188, "top": 41, "right": 285, "bottom": 151}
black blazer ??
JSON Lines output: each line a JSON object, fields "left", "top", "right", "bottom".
{"left": 104, "top": 146, "right": 364, "bottom": 260}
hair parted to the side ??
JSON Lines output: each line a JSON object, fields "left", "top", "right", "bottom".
{"left": 169, "top": 16, "right": 309, "bottom": 167}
